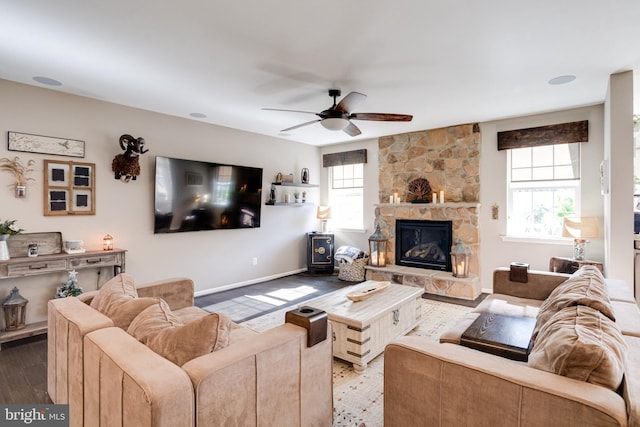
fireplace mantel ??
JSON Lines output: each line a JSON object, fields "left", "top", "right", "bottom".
{"left": 376, "top": 202, "right": 481, "bottom": 209}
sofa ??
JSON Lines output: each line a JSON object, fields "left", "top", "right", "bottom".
{"left": 384, "top": 266, "right": 640, "bottom": 427}
{"left": 48, "top": 274, "right": 333, "bottom": 427}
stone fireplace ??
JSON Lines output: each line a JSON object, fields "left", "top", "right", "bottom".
{"left": 365, "top": 123, "right": 482, "bottom": 300}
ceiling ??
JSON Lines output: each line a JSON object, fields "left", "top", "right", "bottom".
{"left": 1, "top": 1, "right": 640, "bottom": 146}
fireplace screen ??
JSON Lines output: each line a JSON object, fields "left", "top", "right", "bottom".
{"left": 395, "top": 219, "right": 453, "bottom": 271}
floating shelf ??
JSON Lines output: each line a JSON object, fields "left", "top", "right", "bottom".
{"left": 271, "top": 182, "right": 319, "bottom": 187}
{"left": 266, "top": 201, "right": 314, "bottom": 207}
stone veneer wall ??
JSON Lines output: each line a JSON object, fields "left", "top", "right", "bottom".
{"left": 375, "top": 123, "right": 481, "bottom": 276}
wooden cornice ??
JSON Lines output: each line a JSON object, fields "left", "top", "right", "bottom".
{"left": 497, "top": 120, "right": 588, "bottom": 150}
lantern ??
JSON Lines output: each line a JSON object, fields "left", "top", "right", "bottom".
{"left": 103, "top": 234, "right": 114, "bottom": 251}
{"left": 451, "top": 238, "right": 470, "bottom": 278}
{"left": 3, "top": 287, "right": 28, "bottom": 331}
{"left": 368, "top": 225, "right": 388, "bottom": 267}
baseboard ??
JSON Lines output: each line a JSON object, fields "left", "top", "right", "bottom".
{"left": 194, "top": 268, "right": 307, "bottom": 297}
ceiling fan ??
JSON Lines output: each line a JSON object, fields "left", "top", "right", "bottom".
{"left": 263, "top": 89, "right": 413, "bottom": 137}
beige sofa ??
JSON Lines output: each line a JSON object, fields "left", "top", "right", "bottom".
{"left": 384, "top": 267, "right": 640, "bottom": 427}
{"left": 48, "top": 275, "right": 333, "bottom": 427}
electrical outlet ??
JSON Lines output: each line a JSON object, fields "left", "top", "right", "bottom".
{"left": 252, "top": 257, "right": 258, "bottom": 266}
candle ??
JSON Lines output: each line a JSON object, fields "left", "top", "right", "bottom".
{"left": 389, "top": 195, "right": 394, "bottom": 204}
{"left": 439, "top": 190, "right": 444, "bottom": 204}
{"left": 394, "top": 192, "right": 399, "bottom": 204}
{"left": 432, "top": 193, "right": 437, "bottom": 204}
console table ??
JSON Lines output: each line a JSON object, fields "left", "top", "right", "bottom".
{"left": 0, "top": 249, "right": 126, "bottom": 348}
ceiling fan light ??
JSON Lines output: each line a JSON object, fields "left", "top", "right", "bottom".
{"left": 321, "top": 117, "right": 349, "bottom": 131}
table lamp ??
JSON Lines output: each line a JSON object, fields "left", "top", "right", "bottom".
{"left": 316, "top": 206, "right": 331, "bottom": 233}
{"left": 562, "top": 217, "right": 598, "bottom": 261}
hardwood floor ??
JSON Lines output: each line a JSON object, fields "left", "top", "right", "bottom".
{"left": 0, "top": 271, "right": 347, "bottom": 405}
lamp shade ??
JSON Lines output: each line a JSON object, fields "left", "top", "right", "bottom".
{"left": 320, "top": 118, "right": 349, "bottom": 131}
{"left": 562, "top": 217, "right": 598, "bottom": 239}
{"left": 316, "top": 206, "right": 332, "bottom": 220}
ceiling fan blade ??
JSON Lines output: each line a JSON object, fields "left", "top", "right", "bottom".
{"left": 343, "top": 121, "right": 362, "bottom": 137}
{"left": 281, "top": 119, "right": 321, "bottom": 132}
{"left": 335, "top": 91, "right": 367, "bottom": 114}
{"left": 262, "top": 108, "right": 318, "bottom": 115}
{"left": 349, "top": 113, "right": 413, "bottom": 122}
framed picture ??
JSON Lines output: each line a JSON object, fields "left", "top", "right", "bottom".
{"left": 8, "top": 131, "right": 85, "bottom": 158}
{"left": 44, "top": 160, "right": 95, "bottom": 215}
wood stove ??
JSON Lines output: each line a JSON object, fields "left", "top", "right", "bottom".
{"left": 395, "top": 219, "right": 453, "bottom": 271}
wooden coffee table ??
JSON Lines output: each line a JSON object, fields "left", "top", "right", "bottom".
{"left": 304, "top": 282, "right": 423, "bottom": 372}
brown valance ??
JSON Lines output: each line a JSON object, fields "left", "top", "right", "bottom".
{"left": 322, "top": 149, "right": 367, "bottom": 167}
{"left": 497, "top": 120, "right": 588, "bottom": 151}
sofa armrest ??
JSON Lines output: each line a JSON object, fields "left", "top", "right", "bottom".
{"left": 47, "top": 297, "right": 114, "bottom": 425}
{"left": 384, "top": 337, "right": 627, "bottom": 427}
{"left": 493, "top": 267, "right": 569, "bottom": 300}
{"left": 136, "top": 277, "right": 194, "bottom": 310}
{"left": 84, "top": 327, "right": 194, "bottom": 427}
{"left": 182, "top": 322, "right": 333, "bottom": 427}
{"left": 77, "top": 290, "right": 98, "bottom": 304}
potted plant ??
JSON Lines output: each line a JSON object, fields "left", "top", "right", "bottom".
{"left": 0, "top": 156, "right": 36, "bottom": 198}
{"left": 0, "top": 219, "right": 23, "bottom": 261}
{"left": 294, "top": 191, "right": 300, "bottom": 203}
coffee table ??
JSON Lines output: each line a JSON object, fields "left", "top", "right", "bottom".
{"left": 303, "top": 281, "right": 423, "bottom": 372}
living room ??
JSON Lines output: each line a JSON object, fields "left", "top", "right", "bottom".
{"left": 1, "top": 2, "right": 640, "bottom": 426}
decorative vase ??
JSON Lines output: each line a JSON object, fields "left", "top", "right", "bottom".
{"left": 0, "top": 234, "right": 10, "bottom": 261}
{"left": 301, "top": 168, "right": 309, "bottom": 184}
{"left": 15, "top": 185, "right": 26, "bottom": 198}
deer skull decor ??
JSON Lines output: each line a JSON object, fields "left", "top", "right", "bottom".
{"left": 111, "top": 134, "right": 149, "bottom": 183}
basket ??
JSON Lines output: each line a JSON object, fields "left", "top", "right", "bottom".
{"left": 338, "top": 257, "right": 368, "bottom": 282}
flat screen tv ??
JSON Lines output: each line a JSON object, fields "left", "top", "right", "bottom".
{"left": 154, "top": 156, "right": 263, "bottom": 233}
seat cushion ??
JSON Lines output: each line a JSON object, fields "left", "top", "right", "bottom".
{"left": 128, "top": 300, "right": 233, "bottom": 366}
{"left": 528, "top": 305, "right": 627, "bottom": 391}
{"left": 89, "top": 273, "right": 159, "bottom": 329}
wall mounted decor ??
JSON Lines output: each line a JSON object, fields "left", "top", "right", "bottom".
{"left": 44, "top": 160, "right": 95, "bottom": 216}
{"left": 111, "top": 134, "right": 148, "bottom": 182}
{"left": 0, "top": 156, "right": 35, "bottom": 197}
{"left": 8, "top": 131, "right": 85, "bottom": 158}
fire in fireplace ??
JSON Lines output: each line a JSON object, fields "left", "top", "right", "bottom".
{"left": 395, "top": 219, "right": 453, "bottom": 271}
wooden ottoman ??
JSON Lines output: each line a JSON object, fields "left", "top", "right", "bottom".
{"left": 304, "top": 282, "right": 423, "bottom": 372}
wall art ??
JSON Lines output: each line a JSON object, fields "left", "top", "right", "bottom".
{"left": 9, "top": 131, "right": 85, "bottom": 158}
{"left": 44, "top": 160, "right": 95, "bottom": 216}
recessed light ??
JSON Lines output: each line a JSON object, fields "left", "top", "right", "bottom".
{"left": 548, "top": 75, "right": 576, "bottom": 85}
{"left": 33, "top": 76, "right": 62, "bottom": 86}
{"left": 189, "top": 112, "right": 206, "bottom": 118}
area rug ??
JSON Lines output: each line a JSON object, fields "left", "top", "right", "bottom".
{"left": 240, "top": 297, "right": 472, "bottom": 427}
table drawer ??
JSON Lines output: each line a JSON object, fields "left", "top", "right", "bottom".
{"left": 69, "top": 254, "right": 120, "bottom": 269}
{"left": 7, "top": 259, "right": 67, "bottom": 276}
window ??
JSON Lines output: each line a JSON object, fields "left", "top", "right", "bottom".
{"left": 507, "top": 143, "right": 580, "bottom": 238}
{"left": 328, "top": 163, "right": 364, "bottom": 230}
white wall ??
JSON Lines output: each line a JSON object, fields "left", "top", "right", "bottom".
{"left": 0, "top": 79, "right": 320, "bottom": 323}
{"left": 319, "top": 139, "right": 379, "bottom": 252}
{"left": 479, "top": 105, "right": 605, "bottom": 288}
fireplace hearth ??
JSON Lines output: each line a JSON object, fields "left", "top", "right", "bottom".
{"left": 395, "top": 219, "right": 453, "bottom": 272}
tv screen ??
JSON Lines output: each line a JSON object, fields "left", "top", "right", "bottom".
{"left": 154, "top": 156, "right": 263, "bottom": 233}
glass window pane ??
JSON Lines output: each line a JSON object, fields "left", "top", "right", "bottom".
{"left": 512, "top": 168, "right": 531, "bottom": 181}
{"left": 554, "top": 165, "right": 575, "bottom": 179}
{"left": 511, "top": 148, "right": 531, "bottom": 168}
{"left": 554, "top": 144, "right": 572, "bottom": 165}
{"left": 354, "top": 164, "right": 364, "bottom": 178}
{"left": 532, "top": 145, "right": 554, "bottom": 167}
{"left": 333, "top": 166, "right": 343, "bottom": 180}
{"left": 532, "top": 166, "right": 553, "bottom": 180}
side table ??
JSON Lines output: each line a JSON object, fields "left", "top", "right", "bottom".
{"left": 549, "top": 256, "right": 603, "bottom": 274}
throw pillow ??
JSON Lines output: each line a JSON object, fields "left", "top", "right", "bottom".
{"left": 528, "top": 305, "right": 627, "bottom": 391}
{"left": 533, "top": 266, "right": 615, "bottom": 340}
{"left": 89, "top": 273, "right": 159, "bottom": 329}
{"left": 128, "top": 300, "right": 233, "bottom": 366}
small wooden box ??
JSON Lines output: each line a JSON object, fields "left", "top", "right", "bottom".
{"left": 285, "top": 306, "right": 328, "bottom": 347}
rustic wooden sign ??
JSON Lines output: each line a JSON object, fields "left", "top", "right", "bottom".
{"left": 7, "top": 232, "right": 62, "bottom": 258}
